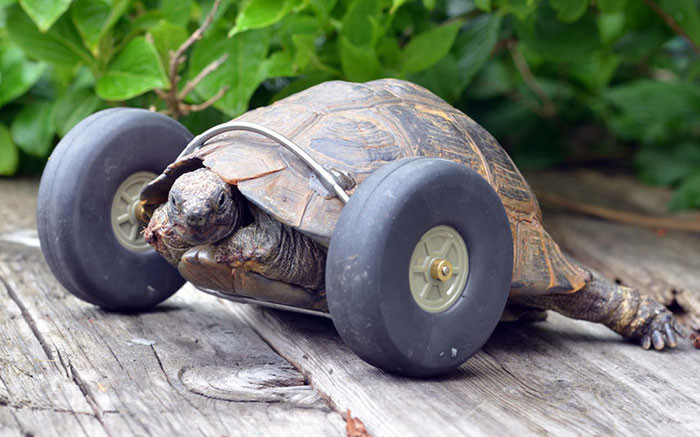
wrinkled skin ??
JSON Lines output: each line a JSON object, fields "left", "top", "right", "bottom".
{"left": 144, "top": 168, "right": 326, "bottom": 291}
{"left": 166, "top": 168, "right": 241, "bottom": 246}
{"left": 145, "top": 169, "right": 682, "bottom": 351}
{"left": 511, "top": 272, "right": 683, "bottom": 350}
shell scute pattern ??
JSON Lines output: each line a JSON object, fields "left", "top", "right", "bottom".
{"left": 145, "top": 78, "right": 590, "bottom": 296}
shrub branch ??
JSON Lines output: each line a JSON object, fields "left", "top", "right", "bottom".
{"left": 643, "top": 0, "right": 700, "bottom": 54}
{"left": 155, "top": 0, "right": 229, "bottom": 118}
{"left": 507, "top": 41, "right": 556, "bottom": 118}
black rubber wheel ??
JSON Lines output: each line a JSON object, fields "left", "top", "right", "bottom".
{"left": 326, "top": 157, "right": 513, "bottom": 377}
{"left": 37, "top": 108, "right": 193, "bottom": 311}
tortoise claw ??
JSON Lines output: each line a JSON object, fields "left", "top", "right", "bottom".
{"left": 651, "top": 330, "right": 665, "bottom": 350}
{"left": 632, "top": 297, "right": 680, "bottom": 351}
{"left": 664, "top": 323, "right": 678, "bottom": 348}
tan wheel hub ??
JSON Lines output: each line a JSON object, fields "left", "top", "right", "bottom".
{"left": 111, "top": 172, "right": 156, "bottom": 252}
{"left": 409, "top": 225, "right": 469, "bottom": 313}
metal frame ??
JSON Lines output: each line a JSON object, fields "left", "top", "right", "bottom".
{"left": 195, "top": 286, "right": 331, "bottom": 318}
{"left": 178, "top": 121, "right": 350, "bottom": 203}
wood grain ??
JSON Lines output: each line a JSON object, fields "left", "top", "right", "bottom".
{"left": 0, "top": 177, "right": 345, "bottom": 436}
{"left": 230, "top": 302, "right": 700, "bottom": 436}
{"left": 3, "top": 172, "right": 700, "bottom": 436}
{"left": 528, "top": 170, "right": 700, "bottom": 331}
{"left": 0, "top": 248, "right": 345, "bottom": 436}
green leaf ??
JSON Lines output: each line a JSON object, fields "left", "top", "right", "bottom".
{"left": 598, "top": 12, "right": 625, "bottom": 44}
{"left": 291, "top": 33, "right": 316, "bottom": 71}
{"left": 390, "top": 0, "right": 407, "bottom": 14}
{"left": 605, "top": 80, "right": 700, "bottom": 145}
{"left": 468, "top": 58, "right": 517, "bottom": 99}
{"left": 454, "top": 14, "right": 501, "bottom": 90}
{"left": 409, "top": 55, "right": 462, "bottom": 102}
{"left": 161, "top": 0, "right": 191, "bottom": 27}
{"left": 0, "top": 45, "right": 45, "bottom": 106}
{"left": 189, "top": 28, "right": 271, "bottom": 117}
{"left": 670, "top": 172, "right": 700, "bottom": 211}
{"left": 19, "top": 0, "right": 72, "bottom": 31}
{"left": 308, "top": 0, "right": 337, "bottom": 21}
{"left": 497, "top": 0, "right": 538, "bottom": 20}
{"left": 377, "top": 36, "right": 401, "bottom": 70}
{"left": 96, "top": 36, "right": 167, "bottom": 100}
{"left": 401, "top": 20, "right": 462, "bottom": 74}
{"left": 262, "top": 51, "right": 295, "bottom": 77}
{"left": 149, "top": 20, "right": 188, "bottom": 72}
{"left": 0, "top": 124, "right": 19, "bottom": 176}
{"left": 70, "top": 0, "right": 131, "bottom": 54}
{"left": 229, "top": 0, "right": 300, "bottom": 36}
{"left": 11, "top": 100, "right": 55, "bottom": 157}
{"left": 516, "top": 3, "right": 600, "bottom": 61}
{"left": 596, "top": 0, "right": 625, "bottom": 13}
{"left": 339, "top": 36, "right": 383, "bottom": 82}
{"left": 658, "top": 0, "right": 700, "bottom": 46}
{"left": 53, "top": 88, "right": 102, "bottom": 136}
{"left": 567, "top": 52, "right": 619, "bottom": 90}
{"left": 341, "top": 0, "right": 381, "bottom": 46}
{"left": 423, "top": 0, "right": 436, "bottom": 10}
{"left": 548, "top": 0, "right": 589, "bottom": 22}
{"left": 474, "top": 0, "right": 491, "bottom": 12}
{"left": 6, "top": 5, "right": 94, "bottom": 67}
{"left": 612, "top": 28, "right": 668, "bottom": 60}
{"left": 636, "top": 142, "right": 700, "bottom": 187}
{"left": 276, "top": 13, "right": 317, "bottom": 43}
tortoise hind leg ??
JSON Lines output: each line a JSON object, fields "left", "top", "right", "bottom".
{"left": 512, "top": 271, "right": 683, "bottom": 350}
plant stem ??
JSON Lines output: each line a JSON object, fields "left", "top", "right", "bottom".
{"left": 507, "top": 41, "right": 556, "bottom": 118}
{"left": 643, "top": 0, "right": 700, "bottom": 54}
{"left": 161, "top": 0, "right": 224, "bottom": 118}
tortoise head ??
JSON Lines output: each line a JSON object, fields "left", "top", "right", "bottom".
{"left": 167, "top": 168, "right": 241, "bottom": 245}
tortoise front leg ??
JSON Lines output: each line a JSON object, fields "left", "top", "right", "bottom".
{"left": 513, "top": 271, "right": 683, "bottom": 350}
{"left": 213, "top": 205, "right": 326, "bottom": 291}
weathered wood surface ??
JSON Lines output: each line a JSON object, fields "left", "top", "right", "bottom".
{"left": 527, "top": 170, "right": 700, "bottom": 331}
{"left": 0, "top": 179, "right": 345, "bottom": 436}
{"left": 2, "top": 173, "right": 700, "bottom": 436}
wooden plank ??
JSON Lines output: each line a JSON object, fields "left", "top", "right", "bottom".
{"left": 0, "top": 255, "right": 104, "bottom": 436}
{"left": 543, "top": 215, "right": 700, "bottom": 329}
{"left": 5, "top": 171, "right": 700, "bottom": 436}
{"left": 223, "top": 170, "right": 700, "bottom": 435}
{"left": 527, "top": 170, "right": 700, "bottom": 331}
{"left": 0, "top": 408, "right": 107, "bottom": 437}
{"left": 0, "top": 177, "right": 345, "bottom": 435}
{"left": 0, "top": 243, "right": 344, "bottom": 436}
{"left": 0, "top": 178, "right": 38, "bottom": 235}
{"left": 230, "top": 303, "right": 700, "bottom": 436}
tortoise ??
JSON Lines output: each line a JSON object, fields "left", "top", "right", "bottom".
{"left": 37, "top": 79, "right": 681, "bottom": 377}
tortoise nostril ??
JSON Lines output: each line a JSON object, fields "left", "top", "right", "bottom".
{"left": 186, "top": 213, "right": 206, "bottom": 228}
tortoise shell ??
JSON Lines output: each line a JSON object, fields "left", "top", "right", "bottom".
{"left": 142, "top": 79, "right": 590, "bottom": 296}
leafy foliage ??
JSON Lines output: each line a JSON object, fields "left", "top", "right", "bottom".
{"left": 0, "top": 0, "right": 698, "bottom": 210}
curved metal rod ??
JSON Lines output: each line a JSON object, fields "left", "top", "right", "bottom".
{"left": 177, "top": 121, "right": 349, "bottom": 203}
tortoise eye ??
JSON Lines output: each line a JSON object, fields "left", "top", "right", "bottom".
{"left": 214, "top": 190, "right": 227, "bottom": 211}
{"left": 169, "top": 193, "right": 182, "bottom": 214}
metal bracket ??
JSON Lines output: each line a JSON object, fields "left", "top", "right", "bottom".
{"left": 194, "top": 286, "right": 332, "bottom": 318}
{"left": 177, "top": 121, "right": 350, "bottom": 203}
